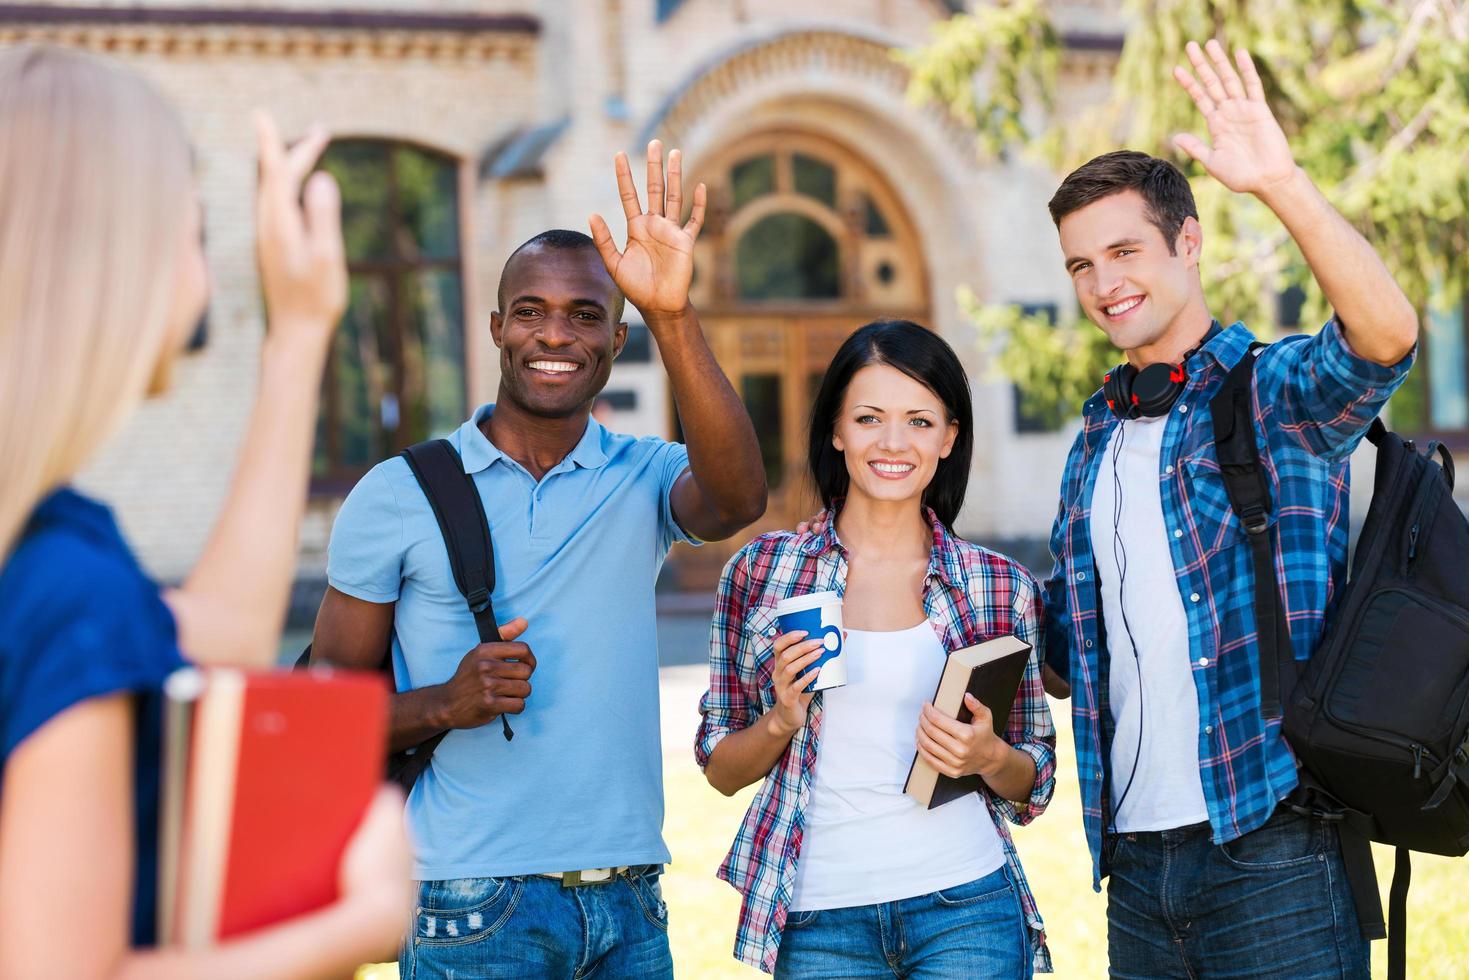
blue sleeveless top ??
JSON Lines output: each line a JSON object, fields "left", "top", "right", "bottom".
{"left": 0, "top": 487, "right": 185, "bottom": 945}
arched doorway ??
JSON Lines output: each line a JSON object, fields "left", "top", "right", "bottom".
{"left": 672, "top": 130, "right": 930, "bottom": 587}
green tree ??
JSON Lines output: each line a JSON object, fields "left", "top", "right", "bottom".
{"left": 904, "top": 0, "right": 1469, "bottom": 428}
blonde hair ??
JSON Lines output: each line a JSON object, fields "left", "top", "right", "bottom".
{"left": 0, "top": 45, "right": 193, "bottom": 558}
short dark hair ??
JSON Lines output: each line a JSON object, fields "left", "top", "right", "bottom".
{"left": 807, "top": 319, "right": 973, "bottom": 530}
{"left": 1047, "top": 151, "right": 1198, "bottom": 254}
{"left": 496, "top": 228, "right": 625, "bottom": 321}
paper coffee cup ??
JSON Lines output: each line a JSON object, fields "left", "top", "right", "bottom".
{"left": 774, "top": 590, "right": 846, "bottom": 691}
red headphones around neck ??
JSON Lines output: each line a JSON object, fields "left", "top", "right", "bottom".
{"left": 1101, "top": 321, "right": 1221, "bottom": 421}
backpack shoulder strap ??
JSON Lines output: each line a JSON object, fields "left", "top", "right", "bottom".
{"left": 401, "top": 438, "right": 513, "bottom": 742}
{"left": 401, "top": 439, "right": 502, "bottom": 644}
{"left": 1209, "top": 342, "right": 1295, "bottom": 719}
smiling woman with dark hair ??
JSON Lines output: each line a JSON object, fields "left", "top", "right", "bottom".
{"left": 806, "top": 320, "right": 975, "bottom": 530}
{"left": 696, "top": 319, "right": 1058, "bottom": 977}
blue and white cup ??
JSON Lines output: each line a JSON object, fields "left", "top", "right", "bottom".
{"left": 774, "top": 590, "right": 847, "bottom": 692}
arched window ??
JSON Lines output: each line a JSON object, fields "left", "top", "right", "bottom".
{"left": 670, "top": 133, "right": 930, "bottom": 588}
{"left": 714, "top": 147, "right": 909, "bottom": 309}
{"left": 736, "top": 213, "right": 841, "bottom": 300}
{"left": 312, "top": 140, "right": 466, "bottom": 487}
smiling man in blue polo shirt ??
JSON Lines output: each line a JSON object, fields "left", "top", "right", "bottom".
{"left": 311, "top": 142, "right": 765, "bottom": 979}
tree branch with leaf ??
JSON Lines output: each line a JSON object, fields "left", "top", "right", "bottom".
{"left": 907, "top": 0, "right": 1468, "bottom": 426}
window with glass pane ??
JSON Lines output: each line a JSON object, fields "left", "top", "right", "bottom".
{"left": 792, "top": 154, "right": 836, "bottom": 208}
{"left": 314, "top": 141, "right": 466, "bottom": 485}
{"left": 742, "top": 373, "right": 785, "bottom": 489}
{"left": 736, "top": 213, "right": 841, "bottom": 300}
{"left": 331, "top": 142, "right": 392, "bottom": 261}
{"left": 1391, "top": 294, "right": 1468, "bottom": 436}
{"left": 863, "top": 194, "right": 891, "bottom": 237}
{"left": 1426, "top": 298, "right": 1468, "bottom": 430}
{"left": 731, "top": 155, "right": 776, "bottom": 211}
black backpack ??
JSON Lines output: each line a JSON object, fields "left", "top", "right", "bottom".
{"left": 1213, "top": 344, "right": 1469, "bottom": 980}
{"left": 297, "top": 438, "right": 510, "bottom": 791}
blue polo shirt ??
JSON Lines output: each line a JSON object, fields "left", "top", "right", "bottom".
{"left": 0, "top": 487, "right": 185, "bottom": 944}
{"left": 327, "top": 405, "right": 696, "bottom": 879}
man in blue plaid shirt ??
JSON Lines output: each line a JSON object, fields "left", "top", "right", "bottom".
{"left": 1042, "top": 40, "right": 1417, "bottom": 978}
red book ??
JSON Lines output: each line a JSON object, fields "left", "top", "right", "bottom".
{"left": 158, "top": 667, "right": 388, "bottom": 946}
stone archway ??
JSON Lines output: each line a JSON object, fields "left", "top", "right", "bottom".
{"left": 645, "top": 31, "right": 989, "bottom": 588}
{"left": 686, "top": 127, "right": 930, "bottom": 541}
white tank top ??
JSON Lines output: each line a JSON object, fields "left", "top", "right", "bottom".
{"left": 790, "top": 623, "right": 1007, "bottom": 911}
{"left": 1088, "top": 415, "right": 1210, "bottom": 832}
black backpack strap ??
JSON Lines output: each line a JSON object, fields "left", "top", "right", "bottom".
{"left": 1240, "top": 363, "right": 1391, "bottom": 950}
{"left": 1209, "top": 342, "right": 1295, "bottom": 719}
{"left": 1287, "top": 773, "right": 1387, "bottom": 942}
{"left": 1387, "top": 847, "right": 1411, "bottom": 980}
{"left": 402, "top": 438, "right": 513, "bottom": 743}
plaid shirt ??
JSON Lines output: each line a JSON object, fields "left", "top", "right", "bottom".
{"left": 696, "top": 508, "right": 1056, "bottom": 973}
{"left": 1043, "top": 319, "right": 1414, "bottom": 888}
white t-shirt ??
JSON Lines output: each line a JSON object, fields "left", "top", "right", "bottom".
{"left": 1088, "top": 416, "right": 1210, "bottom": 833}
{"left": 790, "top": 623, "right": 1006, "bottom": 911}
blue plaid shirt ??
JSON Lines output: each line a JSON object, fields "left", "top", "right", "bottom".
{"left": 1043, "top": 319, "right": 1413, "bottom": 887}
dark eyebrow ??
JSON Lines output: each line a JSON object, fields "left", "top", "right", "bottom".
{"left": 507, "top": 295, "right": 608, "bottom": 315}
{"left": 1064, "top": 237, "right": 1146, "bottom": 272}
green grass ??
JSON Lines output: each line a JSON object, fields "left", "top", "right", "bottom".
{"left": 363, "top": 703, "right": 1467, "bottom": 978}
{"left": 659, "top": 707, "right": 1469, "bottom": 978}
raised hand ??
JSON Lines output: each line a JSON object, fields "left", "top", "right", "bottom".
{"left": 588, "top": 139, "right": 707, "bottom": 320}
{"left": 1172, "top": 40, "right": 1297, "bottom": 197}
{"left": 253, "top": 111, "right": 348, "bottom": 342}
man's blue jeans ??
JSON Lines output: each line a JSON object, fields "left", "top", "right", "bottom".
{"left": 399, "top": 867, "right": 673, "bottom": 979}
{"left": 1106, "top": 806, "right": 1369, "bottom": 979}
{"left": 773, "top": 865, "right": 1033, "bottom": 979}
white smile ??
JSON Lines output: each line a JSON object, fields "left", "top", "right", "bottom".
{"left": 1104, "top": 296, "right": 1144, "bottom": 317}
{"left": 528, "top": 360, "right": 580, "bottom": 374}
{"left": 870, "top": 461, "right": 916, "bottom": 477}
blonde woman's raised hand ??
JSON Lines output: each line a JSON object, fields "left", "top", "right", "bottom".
{"left": 252, "top": 111, "right": 348, "bottom": 345}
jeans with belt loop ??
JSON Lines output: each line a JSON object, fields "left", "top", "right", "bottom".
{"left": 400, "top": 866, "right": 672, "bottom": 980}
{"left": 1106, "top": 806, "right": 1369, "bottom": 979}
{"left": 773, "top": 864, "right": 1033, "bottom": 980}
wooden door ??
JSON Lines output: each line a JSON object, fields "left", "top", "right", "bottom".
{"left": 668, "top": 315, "right": 858, "bottom": 590}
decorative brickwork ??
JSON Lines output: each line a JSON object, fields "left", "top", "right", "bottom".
{"left": 2, "top": 1, "right": 1153, "bottom": 590}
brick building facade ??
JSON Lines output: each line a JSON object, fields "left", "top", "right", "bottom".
{"left": 7, "top": 0, "right": 1415, "bottom": 607}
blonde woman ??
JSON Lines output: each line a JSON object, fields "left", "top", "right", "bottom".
{"left": 0, "top": 46, "right": 410, "bottom": 977}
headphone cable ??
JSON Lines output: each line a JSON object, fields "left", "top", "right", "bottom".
{"left": 1107, "top": 420, "right": 1146, "bottom": 835}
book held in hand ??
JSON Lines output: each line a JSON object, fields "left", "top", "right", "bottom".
{"left": 158, "top": 666, "right": 388, "bottom": 946}
{"left": 904, "top": 634, "right": 1032, "bottom": 809}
